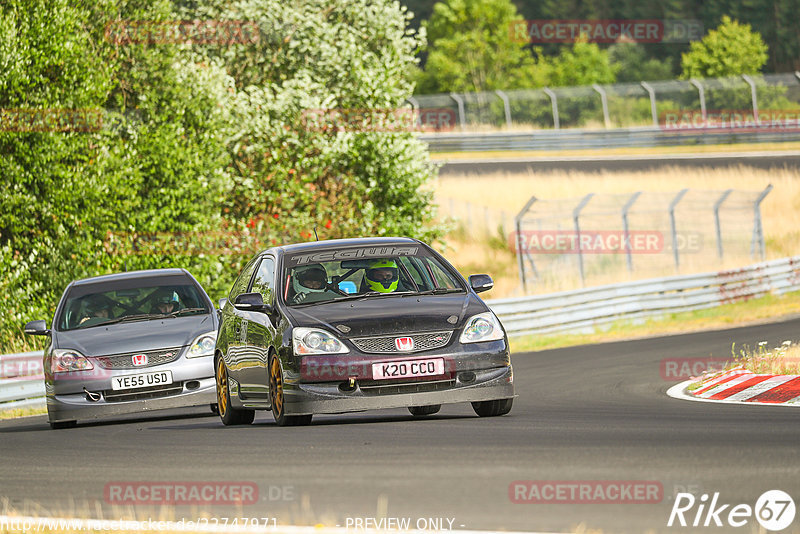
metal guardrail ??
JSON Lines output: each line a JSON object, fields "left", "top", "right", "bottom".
{"left": 487, "top": 256, "right": 800, "bottom": 337}
{"left": 419, "top": 127, "right": 800, "bottom": 152}
{"left": 0, "top": 351, "right": 45, "bottom": 411}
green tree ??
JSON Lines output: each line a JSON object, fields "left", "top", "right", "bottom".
{"left": 680, "top": 15, "right": 768, "bottom": 79}
{"left": 415, "top": 0, "right": 543, "bottom": 93}
{"left": 609, "top": 42, "right": 674, "bottom": 82}
{"left": 540, "top": 39, "right": 618, "bottom": 87}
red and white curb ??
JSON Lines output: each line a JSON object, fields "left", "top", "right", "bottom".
{"left": 667, "top": 366, "right": 800, "bottom": 406}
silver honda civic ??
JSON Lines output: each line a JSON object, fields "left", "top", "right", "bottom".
{"left": 24, "top": 269, "right": 218, "bottom": 428}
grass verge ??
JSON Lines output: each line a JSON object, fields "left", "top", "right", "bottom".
{"left": 509, "top": 290, "right": 800, "bottom": 353}
{"left": 0, "top": 406, "right": 47, "bottom": 420}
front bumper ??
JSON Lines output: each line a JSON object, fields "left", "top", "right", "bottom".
{"left": 282, "top": 364, "right": 514, "bottom": 416}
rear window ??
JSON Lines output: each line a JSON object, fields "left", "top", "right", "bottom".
{"left": 56, "top": 276, "right": 210, "bottom": 331}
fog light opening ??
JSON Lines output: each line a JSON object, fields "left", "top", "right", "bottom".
{"left": 185, "top": 380, "right": 201, "bottom": 390}
{"left": 339, "top": 378, "right": 357, "bottom": 393}
{"left": 458, "top": 371, "right": 476, "bottom": 384}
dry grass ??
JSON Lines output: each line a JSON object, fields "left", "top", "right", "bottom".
{"left": 0, "top": 406, "right": 46, "bottom": 420}
{"left": 729, "top": 341, "right": 800, "bottom": 375}
{"left": 434, "top": 165, "right": 800, "bottom": 298}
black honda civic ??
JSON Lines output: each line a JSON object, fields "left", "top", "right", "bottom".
{"left": 214, "top": 237, "right": 514, "bottom": 426}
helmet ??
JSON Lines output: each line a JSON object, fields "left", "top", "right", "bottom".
{"left": 365, "top": 259, "right": 399, "bottom": 293}
{"left": 155, "top": 289, "right": 179, "bottom": 305}
{"left": 85, "top": 295, "right": 110, "bottom": 315}
{"left": 292, "top": 264, "right": 328, "bottom": 296}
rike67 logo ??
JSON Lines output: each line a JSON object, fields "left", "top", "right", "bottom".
{"left": 668, "top": 490, "right": 796, "bottom": 531}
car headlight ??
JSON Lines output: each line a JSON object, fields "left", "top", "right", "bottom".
{"left": 187, "top": 331, "right": 217, "bottom": 358}
{"left": 293, "top": 327, "right": 349, "bottom": 355}
{"left": 52, "top": 349, "right": 93, "bottom": 373}
{"left": 459, "top": 312, "right": 505, "bottom": 343}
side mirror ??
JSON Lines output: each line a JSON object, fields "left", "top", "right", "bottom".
{"left": 24, "top": 319, "right": 49, "bottom": 336}
{"left": 234, "top": 292, "right": 272, "bottom": 313}
{"left": 218, "top": 298, "right": 228, "bottom": 310}
{"left": 468, "top": 274, "right": 494, "bottom": 293}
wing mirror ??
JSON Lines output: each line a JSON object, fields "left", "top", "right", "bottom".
{"left": 24, "top": 319, "right": 50, "bottom": 336}
{"left": 233, "top": 292, "right": 272, "bottom": 313}
{"left": 468, "top": 274, "right": 494, "bottom": 293}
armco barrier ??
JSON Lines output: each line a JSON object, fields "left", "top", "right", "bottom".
{"left": 488, "top": 256, "right": 800, "bottom": 336}
{"left": 0, "top": 351, "right": 45, "bottom": 411}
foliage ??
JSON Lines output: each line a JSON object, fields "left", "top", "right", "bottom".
{"left": 680, "top": 16, "right": 769, "bottom": 79}
{"left": 609, "top": 42, "right": 674, "bottom": 82}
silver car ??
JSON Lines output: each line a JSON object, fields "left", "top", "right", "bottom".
{"left": 24, "top": 269, "right": 218, "bottom": 428}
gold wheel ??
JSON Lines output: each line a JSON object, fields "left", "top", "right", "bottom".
{"left": 270, "top": 356, "right": 284, "bottom": 417}
{"left": 216, "top": 357, "right": 229, "bottom": 418}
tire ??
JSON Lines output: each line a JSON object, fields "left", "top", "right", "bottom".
{"left": 269, "top": 355, "right": 312, "bottom": 427}
{"left": 471, "top": 398, "right": 513, "bottom": 417}
{"left": 49, "top": 420, "right": 77, "bottom": 430}
{"left": 216, "top": 356, "right": 255, "bottom": 426}
{"left": 408, "top": 405, "right": 441, "bottom": 417}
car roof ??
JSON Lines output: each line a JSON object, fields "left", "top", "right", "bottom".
{"left": 71, "top": 268, "right": 191, "bottom": 286}
{"left": 276, "top": 237, "right": 420, "bottom": 255}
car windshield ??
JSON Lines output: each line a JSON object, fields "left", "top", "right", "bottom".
{"left": 282, "top": 245, "right": 464, "bottom": 306}
{"left": 57, "top": 277, "right": 210, "bottom": 331}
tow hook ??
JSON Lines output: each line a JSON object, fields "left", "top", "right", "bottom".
{"left": 83, "top": 388, "right": 101, "bottom": 402}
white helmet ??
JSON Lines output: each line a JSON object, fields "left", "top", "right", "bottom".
{"left": 292, "top": 264, "right": 328, "bottom": 296}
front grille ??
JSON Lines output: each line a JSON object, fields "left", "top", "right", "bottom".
{"left": 351, "top": 331, "right": 452, "bottom": 354}
{"left": 96, "top": 347, "right": 182, "bottom": 370}
{"left": 360, "top": 379, "right": 455, "bottom": 396}
{"left": 103, "top": 382, "right": 184, "bottom": 403}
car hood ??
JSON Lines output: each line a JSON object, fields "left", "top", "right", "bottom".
{"left": 285, "top": 293, "right": 488, "bottom": 337}
{"left": 53, "top": 314, "right": 216, "bottom": 356}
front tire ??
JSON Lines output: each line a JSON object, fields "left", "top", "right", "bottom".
{"left": 216, "top": 356, "right": 255, "bottom": 426}
{"left": 408, "top": 405, "right": 441, "bottom": 417}
{"left": 269, "top": 355, "right": 312, "bottom": 427}
{"left": 471, "top": 398, "right": 513, "bottom": 417}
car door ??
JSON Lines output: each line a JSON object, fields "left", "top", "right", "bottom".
{"left": 234, "top": 256, "right": 277, "bottom": 398}
{"left": 223, "top": 256, "right": 260, "bottom": 394}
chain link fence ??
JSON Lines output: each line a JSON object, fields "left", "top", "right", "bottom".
{"left": 411, "top": 73, "right": 800, "bottom": 132}
{"left": 511, "top": 187, "right": 772, "bottom": 292}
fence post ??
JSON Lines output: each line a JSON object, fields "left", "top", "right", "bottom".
{"left": 669, "top": 189, "right": 689, "bottom": 271}
{"left": 592, "top": 84, "right": 611, "bottom": 129}
{"left": 713, "top": 189, "right": 733, "bottom": 259}
{"left": 689, "top": 78, "right": 706, "bottom": 119}
{"left": 543, "top": 87, "right": 560, "bottom": 129}
{"left": 741, "top": 74, "right": 759, "bottom": 123}
{"left": 515, "top": 195, "right": 539, "bottom": 292}
{"left": 495, "top": 90, "right": 512, "bottom": 128}
{"left": 450, "top": 93, "right": 466, "bottom": 131}
{"left": 640, "top": 81, "right": 658, "bottom": 127}
{"left": 751, "top": 184, "right": 773, "bottom": 260}
{"left": 621, "top": 192, "right": 641, "bottom": 272}
{"left": 573, "top": 193, "right": 594, "bottom": 286}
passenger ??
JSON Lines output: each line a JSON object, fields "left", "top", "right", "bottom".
{"left": 291, "top": 264, "right": 330, "bottom": 304}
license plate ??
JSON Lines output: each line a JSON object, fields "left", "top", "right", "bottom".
{"left": 372, "top": 358, "right": 445, "bottom": 380}
{"left": 111, "top": 370, "right": 173, "bottom": 391}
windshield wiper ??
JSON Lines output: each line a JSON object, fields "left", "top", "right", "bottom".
{"left": 167, "top": 307, "right": 207, "bottom": 317}
{"left": 322, "top": 291, "right": 416, "bottom": 304}
{"left": 406, "top": 288, "right": 465, "bottom": 296}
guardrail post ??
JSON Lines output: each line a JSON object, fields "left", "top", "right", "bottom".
{"left": 573, "top": 193, "right": 594, "bottom": 286}
{"left": 751, "top": 184, "right": 773, "bottom": 260}
{"left": 495, "top": 90, "right": 512, "bottom": 128}
{"left": 640, "top": 81, "right": 658, "bottom": 127}
{"left": 515, "top": 195, "right": 539, "bottom": 292}
{"left": 796, "top": 71, "right": 800, "bottom": 83}
{"left": 592, "top": 84, "right": 611, "bottom": 129}
{"left": 689, "top": 78, "right": 707, "bottom": 120}
{"left": 449, "top": 93, "right": 466, "bottom": 131}
{"left": 713, "top": 189, "right": 733, "bottom": 259}
{"left": 741, "top": 74, "right": 759, "bottom": 123}
{"left": 543, "top": 87, "right": 560, "bottom": 129}
{"left": 669, "top": 189, "right": 689, "bottom": 271}
{"left": 621, "top": 192, "right": 641, "bottom": 272}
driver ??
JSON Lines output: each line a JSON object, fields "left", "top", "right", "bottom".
{"left": 153, "top": 289, "right": 181, "bottom": 314}
{"left": 291, "top": 264, "right": 331, "bottom": 304}
{"left": 365, "top": 259, "right": 399, "bottom": 293}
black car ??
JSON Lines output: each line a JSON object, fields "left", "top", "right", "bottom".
{"left": 214, "top": 237, "right": 514, "bottom": 426}
{"left": 24, "top": 269, "right": 218, "bottom": 428}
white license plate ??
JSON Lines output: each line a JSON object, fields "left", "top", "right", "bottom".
{"left": 372, "top": 358, "right": 445, "bottom": 380}
{"left": 111, "top": 370, "right": 173, "bottom": 391}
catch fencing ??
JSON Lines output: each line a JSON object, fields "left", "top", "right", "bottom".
{"left": 490, "top": 255, "right": 800, "bottom": 336}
